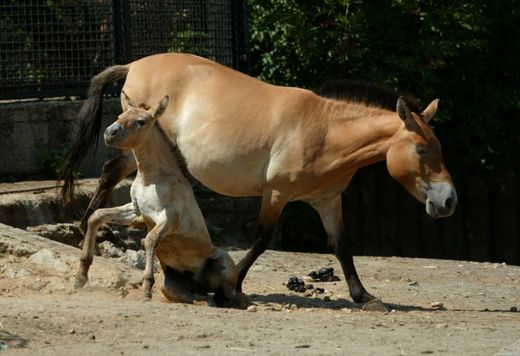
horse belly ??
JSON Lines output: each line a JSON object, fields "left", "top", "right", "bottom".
{"left": 179, "top": 140, "right": 267, "bottom": 197}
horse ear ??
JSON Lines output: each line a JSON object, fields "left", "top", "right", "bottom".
{"left": 149, "top": 95, "right": 169, "bottom": 119}
{"left": 121, "top": 90, "right": 136, "bottom": 110}
{"left": 396, "top": 97, "right": 414, "bottom": 126}
{"left": 421, "top": 99, "right": 439, "bottom": 123}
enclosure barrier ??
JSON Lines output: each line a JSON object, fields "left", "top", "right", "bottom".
{"left": 0, "top": 0, "right": 248, "bottom": 99}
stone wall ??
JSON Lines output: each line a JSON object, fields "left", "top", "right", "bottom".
{"left": 0, "top": 99, "right": 121, "bottom": 181}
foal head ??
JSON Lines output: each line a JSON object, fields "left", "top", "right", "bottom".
{"left": 386, "top": 98, "right": 457, "bottom": 218}
{"left": 104, "top": 91, "right": 169, "bottom": 149}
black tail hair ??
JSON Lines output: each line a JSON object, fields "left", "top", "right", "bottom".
{"left": 58, "top": 65, "right": 129, "bottom": 204}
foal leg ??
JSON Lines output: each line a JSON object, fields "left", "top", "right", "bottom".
{"left": 236, "top": 189, "right": 286, "bottom": 292}
{"left": 80, "top": 152, "right": 137, "bottom": 233}
{"left": 141, "top": 222, "right": 173, "bottom": 300}
{"left": 309, "top": 195, "right": 383, "bottom": 308}
{"left": 161, "top": 264, "right": 197, "bottom": 304}
{"left": 75, "top": 202, "right": 137, "bottom": 288}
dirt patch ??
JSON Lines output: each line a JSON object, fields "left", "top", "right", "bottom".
{"left": 1, "top": 224, "right": 519, "bottom": 355}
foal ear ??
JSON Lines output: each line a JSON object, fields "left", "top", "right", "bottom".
{"left": 396, "top": 97, "right": 415, "bottom": 127}
{"left": 149, "top": 95, "right": 169, "bottom": 119}
{"left": 120, "top": 90, "right": 136, "bottom": 110}
{"left": 421, "top": 99, "right": 439, "bottom": 123}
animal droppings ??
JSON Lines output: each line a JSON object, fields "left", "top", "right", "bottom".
{"left": 286, "top": 277, "right": 306, "bottom": 293}
{"left": 307, "top": 267, "right": 340, "bottom": 282}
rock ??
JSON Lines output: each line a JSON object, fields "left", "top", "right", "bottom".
{"left": 246, "top": 305, "right": 257, "bottom": 312}
{"left": 27, "top": 223, "right": 83, "bottom": 248}
{"left": 28, "top": 249, "right": 70, "bottom": 273}
{"left": 121, "top": 249, "right": 146, "bottom": 270}
{"left": 435, "top": 323, "right": 448, "bottom": 329}
{"left": 510, "top": 306, "right": 517, "bottom": 312}
{"left": 430, "top": 302, "right": 444, "bottom": 309}
{"left": 98, "top": 241, "right": 124, "bottom": 258}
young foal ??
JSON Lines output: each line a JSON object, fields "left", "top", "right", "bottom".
{"left": 75, "top": 93, "right": 240, "bottom": 306}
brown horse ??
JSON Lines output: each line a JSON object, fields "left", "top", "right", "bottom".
{"left": 77, "top": 92, "right": 242, "bottom": 307}
{"left": 60, "top": 53, "right": 457, "bottom": 308}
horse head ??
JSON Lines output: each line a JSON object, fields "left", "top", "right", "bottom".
{"left": 104, "top": 91, "right": 169, "bottom": 149}
{"left": 386, "top": 97, "right": 457, "bottom": 218}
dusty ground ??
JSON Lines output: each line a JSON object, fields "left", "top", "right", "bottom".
{"left": 1, "top": 224, "right": 519, "bottom": 355}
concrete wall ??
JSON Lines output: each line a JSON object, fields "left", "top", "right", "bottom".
{"left": 0, "top": 99, "right": 121, "bottom": 181}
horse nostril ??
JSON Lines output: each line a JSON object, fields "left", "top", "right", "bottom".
{"left": 444, "top": 197, "right": 453, "bottom": 210}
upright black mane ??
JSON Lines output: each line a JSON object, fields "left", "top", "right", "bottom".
{"left": 319, "top": 79, "right": 421, "bottom": 114}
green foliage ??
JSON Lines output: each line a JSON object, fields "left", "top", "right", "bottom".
{"left": 249, "top": 0, "right": 520, "bottom": 175}
{"left": 38, "top": 147, "right": 81, "bottom": 179}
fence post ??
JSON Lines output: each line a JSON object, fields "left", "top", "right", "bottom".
{"left": 112, "top": 0, "right": 131, "bottom": 64}
{"left": 232, "top": 0, "right": 250, "bottom": 73}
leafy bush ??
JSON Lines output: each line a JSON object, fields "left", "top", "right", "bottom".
{"left": 249, "top": 0, "right": 519, "bottom": 176}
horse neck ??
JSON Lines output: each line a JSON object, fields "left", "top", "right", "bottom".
{"left": 321, "top": 100, "right": 402, "bottom": 171}
{"left": 132, "top": 124, "right": 180, "bottom": 181}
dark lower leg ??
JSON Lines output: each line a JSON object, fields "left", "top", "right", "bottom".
{"left": 236, "top": 224, "right": 275, "bottom": 292}
{"left": 334, "top": 232, "right": 376, "bottom": 303}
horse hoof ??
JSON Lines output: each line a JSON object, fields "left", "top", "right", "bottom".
{"left": 140, "top": 292, "right": 152, "bottom": 302}
{"left": 74, "top": 275, "right": 88, "bottom": 289}
{"left": 361, "top": 299, "right": 388, "bottom": 312}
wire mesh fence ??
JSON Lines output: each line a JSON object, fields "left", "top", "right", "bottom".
{"left": 0, "top": 0, "right": 248, "bottom": 99}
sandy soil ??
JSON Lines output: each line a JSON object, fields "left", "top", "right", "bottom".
{"left": 1, "top": 225, "right": 519, "bottom": 355}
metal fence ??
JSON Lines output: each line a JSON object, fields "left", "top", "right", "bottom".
{"left": 0, "top": 0, "right": 248, "bottom": 99}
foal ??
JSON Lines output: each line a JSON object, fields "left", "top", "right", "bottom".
{"left": 75, "top": 93, "right": 240, "bottom": 306}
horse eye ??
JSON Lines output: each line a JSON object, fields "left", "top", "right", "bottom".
{"left": 416, "top": 147, "right": 427, "bottom": 156}
{"left": 136, "top": 118, "right": 147, "bottom": 127}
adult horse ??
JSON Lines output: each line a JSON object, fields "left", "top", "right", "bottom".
{"left": 60, "top": 53, "right": 457, "bottom": 308}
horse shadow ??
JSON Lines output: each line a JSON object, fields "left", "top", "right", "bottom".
{"left": 249, "top": 293, "right": 437, "bottom": 312}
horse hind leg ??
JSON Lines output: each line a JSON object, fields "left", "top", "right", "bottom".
{"left": 160, "top": 264, "right": 197, "bottom": 304}
{"left": 80, "top": 152, "right": 137, "bottom": 233}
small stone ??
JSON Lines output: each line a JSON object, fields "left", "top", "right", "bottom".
{"left": 290, "top": 304, "right": 298, "bottom": 310}
{"left": 323, "top": 296, "right": 331, "bottom": 301}
{"left": 435, "top": 323, "right": 448, "bottom": 329}
{"left": 342, "top": 308, "right": 353, "bottom": 313}
{"left": 407, "top": 281, "right": 418, "bottom": 286}
{"left": 430, "top": 302, "right": 444, "bottom": 309}
{"left": 69, "top": 329, "right": 76, "bottom": 334}
{"left": 89, "top": 334, "right": 96, "bottom": 340}
{"left": 510, "top": 306, "right": 518, "bottom": 312}
{"left": 246, "top": 305, "right": 257, "bottom": 312}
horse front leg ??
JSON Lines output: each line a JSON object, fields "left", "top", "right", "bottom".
{"left": 309, "top": 194, "right": 386, "bottom": 311}
{"left": 80, "top": 152, "right": 137, "bottom": 233}
{"left": 76, "top": 202, "right": 138, "bottom": 288}
{"left": 236, "top": 189, "right": 286, "bottom": 292}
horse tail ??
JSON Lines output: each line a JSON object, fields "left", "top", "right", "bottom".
{"left": 58, "top": 65, "right": 129, "bottom": 205}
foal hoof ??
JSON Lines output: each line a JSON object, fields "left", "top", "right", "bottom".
{"left": 139, "top": 291, "right": 152, "bottom": 302}
{"left": 361, "top": 299, "right": 388, "bottom": 312}
{"left": 74, "top": 275, "right": 88, "bottom": 289}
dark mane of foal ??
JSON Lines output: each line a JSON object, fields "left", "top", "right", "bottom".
{"left": 319, "top": 79, "right": 421, "bottom": 114}
{"left": 154, "top": 122, "right": 189, "bottom": 177}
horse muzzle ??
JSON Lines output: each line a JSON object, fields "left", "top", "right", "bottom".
{"left": 104, "top": 123, "right": 124, "bottom": 146}
{"left": 425, "top": 181, "right": 457, "bottom": 218}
